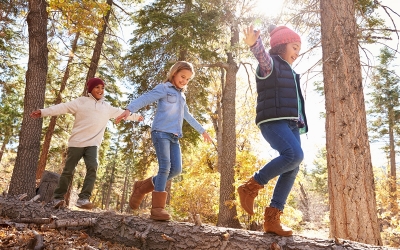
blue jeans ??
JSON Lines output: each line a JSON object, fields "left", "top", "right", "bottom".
{"left": 254, "top": 120, "right": 303, "bottom": 211}
{"left": 151, "top": 131, "right": 182, "bottom": 191}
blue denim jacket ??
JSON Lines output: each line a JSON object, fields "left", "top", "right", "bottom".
{"left": 126, "top": 82, "right": 205, "bottom": 138}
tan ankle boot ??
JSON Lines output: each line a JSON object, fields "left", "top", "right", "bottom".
{"left": 237, "top": 177, "right": 264, "bottom": 215}
{"left": 150, "top": 191, "right": 171, "bottom": 221}
{"left": 129, "top": 177, "right": 154, "bottom": 209}
{"left": 263, "top": 207, "right": 293, "bottom": 236}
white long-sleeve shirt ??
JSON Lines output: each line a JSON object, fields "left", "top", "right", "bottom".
{"left": 40, "top": 94, "right": 141, "bottom": 147}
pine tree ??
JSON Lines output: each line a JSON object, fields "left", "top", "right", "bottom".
{"left": 368, "top": 46, "right": 399, "bottom": 215}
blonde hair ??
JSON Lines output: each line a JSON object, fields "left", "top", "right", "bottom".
{"left": 164, "top": 61, "right": 195, "bottom": 83}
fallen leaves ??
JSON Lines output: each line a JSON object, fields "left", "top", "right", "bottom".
{"left": 0, "top": 219, "right": 139, "bottom": 249}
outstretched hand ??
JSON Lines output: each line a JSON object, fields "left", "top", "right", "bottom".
{"left": 30, "top": 110, "right": 41, "bottom": 119}
{"left": 202, "top": 132, "right": 213, "bottom": 144}
{"left": 243, "top": 25, "right": 260, "bottom": 47}
{"left": 115, "top": 109, "right": 130, "bottom": 124}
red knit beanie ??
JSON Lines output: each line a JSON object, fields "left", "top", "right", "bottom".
{"left": 87, "top": 78, "right": 105, "bottom": 93}
{"left": 268, "top": 25, "right": 301, "bottom": 48}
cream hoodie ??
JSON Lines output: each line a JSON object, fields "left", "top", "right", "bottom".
{"left": 40, "top": 94, "right": 140, "bottom": 147}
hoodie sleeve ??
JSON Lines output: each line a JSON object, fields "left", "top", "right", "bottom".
{"left": 40, "top": 97, "right": 81, "bottom": 117}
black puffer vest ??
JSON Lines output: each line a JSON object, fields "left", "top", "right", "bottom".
{"left": 255, "top": 55, "right": 308, "bottom": 133}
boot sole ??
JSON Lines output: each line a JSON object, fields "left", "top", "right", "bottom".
{"left": 264, "top": 230, "right": 293, "bottom": 237}
{"left": 53, "top": 200, "right": 65, "bottom": 209}
{"left": 76, "top": 203, "right": 94, "bottom": 209}
{"left": 150, "top": 215, "right": 170, "bottom": 221}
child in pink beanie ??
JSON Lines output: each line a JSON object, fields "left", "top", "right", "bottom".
{"left": 238, "top": 25, "right": 308, "bottom": 236}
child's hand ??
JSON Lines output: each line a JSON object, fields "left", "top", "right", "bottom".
{"left": 115, "top": 110, "right": 130, "bottom": 124}
{"left": 202, "top": 132, "right": 213, "bottom": 144}
{"left": 243, "top": 25, "right": 260, "bottom": 47}
{"left": 30, "top": 110, "right": 41, "bottom": 119}
{"left": 138, "top": 115, "right": 144, "bottom": 122}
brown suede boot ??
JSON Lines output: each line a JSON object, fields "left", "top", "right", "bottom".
{"left": 150, "top": 191, "right": 171, "bottom": 221}
{"left": 237, "top": 177, "right": 264, "bottom": 215}
{"left": 263, "top": 207, "right": 293, "bottom": 236}
{"left": 129, "top": 177, "right": 154, "bottom": 209}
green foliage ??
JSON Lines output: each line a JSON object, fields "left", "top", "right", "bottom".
{"left": 123, "top": 0, "right": 223, "bottom": 93}
{"left": 368, "top": 47, "right": 399, "bottom": 149}
{"left": 0, "top": 1, "right": 26, "bottom": 85}
{"left": 308, "top": 147, "right": 328, "bottom": 199}
{"left": 0, "top": 76, "right": 25, "bottom": 154}
{"left": 354, "top": 0, "right": 388, "bottom": 44}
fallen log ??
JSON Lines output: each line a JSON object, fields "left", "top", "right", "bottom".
{"left": 41, "top": 218, "right": 97, "bottom": 230}
{"left": 0, "top": 195, "right": 393, "bottom": 250}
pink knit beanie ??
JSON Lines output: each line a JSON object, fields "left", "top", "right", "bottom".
{"left": 268, "top": 25, "right": 301, "bottom": 48}
{"left": 87, "top": 78, "right": 105, "bottom": 93}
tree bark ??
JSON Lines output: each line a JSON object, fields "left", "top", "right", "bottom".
{"left": 388, "top": 107, "right": 398, "bottom": 214}
{"left": 0, "top": 196, "right": 390, "bottom": 250}
{"left": 320, "top": 0, "right": 382, "bottom": 245}
{"left": 8, "top": 0, "right": 48, "bottom": 199}
{"left": 0, "top": 133, "right": 10, "bottom": 164}
{"left": 105, "top": 160, "right": 115, "bottom": 210}
{"left": 217, "top": 22, "right": 241, "bottom": 228}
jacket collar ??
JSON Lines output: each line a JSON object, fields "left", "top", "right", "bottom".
{"left": 166, "top": 81, "right": 184, "bottom": 92}
{"left": 88, "top": 93, "right": 105, "bottom": 102}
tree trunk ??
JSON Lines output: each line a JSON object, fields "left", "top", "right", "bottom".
{"left": 217, "top": 22, "right": 241, "bottom": 228}
{"left": 82, "top": 0, "right": 113, "bottom": 96}
{"left": 0, "top": 133, "right": 10, "bottom": 164}
{"left": 216, "top": 68, "right": 224, "bottom": 172}
{"left": 388, "top": 106, "right": 398, "bottom": 214}
{"left": 8, "top": 0, "right": 48, "bottom": 199}
{"left": 105, "top": 161, "right": 115, "bottom": 210}
{"left": 0, "top": 196, "right": 390, "bottom": 250}
{"left": 36, "top": 171, "right": 60, "bottom": 203}
{"left": 121, "top": 164, "right": 129, "bottom": 213}
{"left": 35, "top": 32, "right": 80, "bottom": 181}
{"left": 320, "top": 0, "right": 382, "bottom": 245}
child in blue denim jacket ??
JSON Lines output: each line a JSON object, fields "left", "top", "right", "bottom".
{"left": 116, "top": 61, "right": 212, "bottom": 221}
{"left": 237, "top": 25, "right": 308, "bottom": 236}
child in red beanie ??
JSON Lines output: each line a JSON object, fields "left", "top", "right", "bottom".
{"left": 30, "top": 78, "right": 143, "bottom": 209}
{"left": 238, "top": 25, "right": 308, "bottom": 236}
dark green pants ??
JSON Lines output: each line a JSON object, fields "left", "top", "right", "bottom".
{"left": 53, "top": 146, "right": 98, "bottom": 200}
